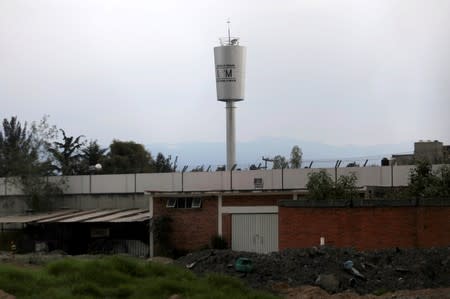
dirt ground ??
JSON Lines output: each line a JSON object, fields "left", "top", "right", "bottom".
{"left": 176, "top": 247, "right": 450, "bottom": 296}
{"left": 0, "top": 290, "right": 15, "bottom": 299}
{"left": 280, "top": 285, "right": 450, "bottom": 299}
{"left": 1, "top": 247, "right": 449, "bottom": 298}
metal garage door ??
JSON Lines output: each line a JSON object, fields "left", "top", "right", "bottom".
{"left": 231, "top": 213, "right": 278, "bottom": 253}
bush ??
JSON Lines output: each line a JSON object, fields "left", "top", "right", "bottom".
{"left": 306, "top": 170, "right": 358, "bottom": 200}
{"left": 409, "top": 161, "right": 450, "bottom": 198}
{"left": 306, "top": 170, "right": 334, "bottom": 200}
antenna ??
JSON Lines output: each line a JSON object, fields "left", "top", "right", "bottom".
{"left": 227, "top": 18, "right": 231, "bottom": 45}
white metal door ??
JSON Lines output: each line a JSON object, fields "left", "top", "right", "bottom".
{"left": 231, "top": 213, "right": 278, "bottom": 253}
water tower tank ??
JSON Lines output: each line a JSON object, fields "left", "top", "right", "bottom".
{"left": 214, "top": 37, "right": 246, "bottom": 102}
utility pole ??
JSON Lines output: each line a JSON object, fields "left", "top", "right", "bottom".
{"left": 262, "top": 156, "right": 273, "bottom": 169}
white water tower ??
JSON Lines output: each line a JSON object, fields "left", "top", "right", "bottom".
{"left": 214, "top": 25, "right": 246, "bottom": 170}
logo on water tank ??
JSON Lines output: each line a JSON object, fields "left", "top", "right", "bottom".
{"left": 216, "top": 64, "right": 236, "bottom": 82}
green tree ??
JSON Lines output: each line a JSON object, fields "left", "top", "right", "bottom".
{"left": 0, "top": 116, "right": 64, "bottom": 211}
{"left": 154, "top": 153, "right": 177, "bottom": 173}
{"left": 335, "top": 172, "right": 358, "bottom": 199}
{"left": 290, "top": 145, "right": 303, "bottom": 168}
{"left": 48, "top": 129, "right": 85, "bottom": 175}
{"left": 103, "top": 140, "right": 155, "bottom": 174}
{"left": 80, "top": 140, "right": 107, "bottom": 173}
{"left": 272, "top": 155, "right": 289, "bottom": 169}
{"left": 434, "top": 165, "right": 450, "bottom": 198}
{"left": 306, "top": 170, "right": 334, "bottom": 200}
{"left": 408, "top": 161, "right": 449, "bottom": 198}
{"left": 0, "top": 116, "right": 38, "bottom": 176}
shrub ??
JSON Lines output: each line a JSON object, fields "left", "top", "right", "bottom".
{"left": 306, "top": 170, "right": 334, "bottom": 200}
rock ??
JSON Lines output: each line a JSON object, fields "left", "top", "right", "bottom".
{"left": 315, "top": 274, "right": 340, "bottom": 293}
{"left": 0, "top": 290, "right": 15, "bottom": 299}
{"left": 148, "top": 256, "right": 174, "bottom": 264}
{"left": 167, "top": 294, "right": 183, "bottom": 299}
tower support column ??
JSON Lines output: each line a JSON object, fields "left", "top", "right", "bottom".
{"left": 226, "top": 101, "right": 236, "bottom": 170}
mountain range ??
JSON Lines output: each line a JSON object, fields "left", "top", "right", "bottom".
{"left": 147, "top": 138, "right": 413, "bottom": 169}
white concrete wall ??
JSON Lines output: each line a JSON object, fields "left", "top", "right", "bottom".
{"left": 183, "top": 171, "right": 229, "bottom": 191}
{"left": 0, "top": 164, "right": 448, "bottom": 195}
{"left": 136, "top": 173, "right": 182, "bottom": 192}
{"left": 355, "top": 166, "right": 381, "bottom": 187}
{"left": 91, "top": 174, "right": 135, "bottom": 193}
{"left": 4, "top": 178, "right": 24, "bottom": 195}
{"left": 60, "top": 176, "right": 90, "bottom": 194}
{"left": 393, "top": 165, "right": 415, "bottom": 186}
{"left": 0, "top": 178, "right": 5, "bottom": 196}
{"left": 232, "top": 169, "right": 282, "bottom": 190}
{"left": 284, "top": 168, "right": 312, "bottom": 189}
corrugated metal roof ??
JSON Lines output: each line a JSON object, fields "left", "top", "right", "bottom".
{"left": 38, "top": 210, "right": 101, "bottom": 223}
{"left": 110, "top": 212, "right": 150, "bottom": 223}
{"left": 59, "top": 209, "right": 121, "bottom": 223}
{"left": 85, "top": 209, "right": 147, "bottom": 222}
{"left": 0, "top": 210, "right": 78, "bottom": 223}
{"left": 0, "top": 209, "right": 149, "bottom": 224}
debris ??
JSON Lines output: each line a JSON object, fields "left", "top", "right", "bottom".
{"left": 235, "top": 257, "right": 253, "bottom": 273}
{"left": 186, "top": 251, "right": 213, "bottom": 269}
{"left": 176, "top": 247, "right": 450, "bottom": 295}
{"left": 351, "top": 267, "right": 366, "bottom": 280}
{"left": 315, "top": 274, "right": 340, "bottom": 293}
{"left": 394, "top": 267, "right": 410, "bottom": 273}
{"left": 343, "top": 260, "right": 354, "bottom": 270}
{"left": 343, "top": 260, "right": 365, "bottom": 280}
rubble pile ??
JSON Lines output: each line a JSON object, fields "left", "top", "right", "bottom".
{"left": 177, "top": 246, "right": 450, "bottom": 295}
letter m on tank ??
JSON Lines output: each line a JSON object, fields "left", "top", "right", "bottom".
{"left": 224, "top": 69, "right": 232, "bottom": 77}
{"left": 216, "top": 66, "right": 235, "bottom": 80}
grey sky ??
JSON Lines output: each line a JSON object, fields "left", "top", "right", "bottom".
{"left": 1, "top": 0, "right": 449, "bottom": 148}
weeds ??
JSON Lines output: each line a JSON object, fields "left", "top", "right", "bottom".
{"left": 0, "top": 256, "right": 279, "bottom": 299}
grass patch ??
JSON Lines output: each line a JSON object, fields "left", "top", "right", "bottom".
{"left": 0, "top": 256, "right": 279, "bottom": 299}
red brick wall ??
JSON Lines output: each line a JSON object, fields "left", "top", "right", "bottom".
{"left": 279, "top": 206, "right": 450, "bottom": 250}
{"left": 222, "top": 213, "right": 232, "bottom": 247}
{"left": 153, "top": 197, "right": 217, "bottom": 251}
{"left": 416, "top": 207, "right": 450, "bottom": 247}
{"left": 222, "top": 194, "right": 289, "bottom": 206}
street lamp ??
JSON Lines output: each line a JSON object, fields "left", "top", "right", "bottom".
{"left": 89, "top": 164, "right": 102, "bottom": 193}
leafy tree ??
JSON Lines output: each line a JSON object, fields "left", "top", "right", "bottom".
{"left": 408, "top": 161, "right": 449, "bottom": 198}
{"left": 154, "top": 153, "right": 177, "bottom": 173}
{"left": 103, "top": 140, "right": 155, "bottom": 174}
{"left": 272, "top": 155, "right": 289, "bottom": 169}
{"left": 0, "top": 116, "right": 38, "bottom": 176}
{"left": 335, "top": 172, "right": 358, "bottom": 199}
{"left": 434, "top": 165, "right": 450, "bottom": 198}
{"left": 290, "top": 145, "right": 303, "bottom": 168}
{"left": 48, "top": 129, "right": 85, "bottom": 175}
{"left": 0, "top": 116, "right": 64, "bottom": 211}
{"left": 29, "top": 115, "right": 59, "bottom": 175}
{"left": 306, "top": 170, "right": 334, "bottom": 200}
{"left": 80, "top": 140, "right": 107, "bottom": 173}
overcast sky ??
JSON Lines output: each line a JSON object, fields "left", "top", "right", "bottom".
{"left": 1, "top": 0, "right": 449, "bottom": 148}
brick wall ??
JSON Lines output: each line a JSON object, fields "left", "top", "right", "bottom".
{"left": 222, "top": 213, "right": 232, "bottom": 247}
{"left": 279, "top": 206, "right": 450, "bottom": 250}
{"left": 222, "top": 194, "right": 289, "bottom": 206}
{"left": 153, "top": 197, "right": 217, "bottom": 251}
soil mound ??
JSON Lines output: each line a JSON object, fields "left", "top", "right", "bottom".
{"left": 177, "top": 247, "right": 450, "bottom": 295}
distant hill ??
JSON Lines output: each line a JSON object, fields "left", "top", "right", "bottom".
{"left": 147, "top": 138, "right": 412, "bottom": 169}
